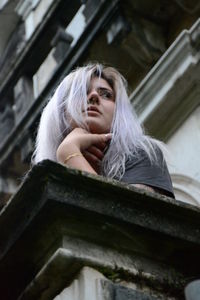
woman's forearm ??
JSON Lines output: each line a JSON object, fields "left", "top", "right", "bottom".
{"left": 57, "top": 144, "right": 97, "bottom": 175}
{"left": 64, "top": 153, "right": 97, "bottom": 174}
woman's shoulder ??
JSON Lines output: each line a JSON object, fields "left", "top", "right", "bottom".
{"left": 126, "top": 143, "right": 164, "bottom": 168}
{"left": 122, "top": 144, "right": 175, "bottom": 198}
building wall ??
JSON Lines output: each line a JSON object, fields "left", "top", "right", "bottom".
{"left": 167, "top": 105, "right": 200, "bottom": 205}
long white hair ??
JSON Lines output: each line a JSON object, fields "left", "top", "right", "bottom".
{"left": 33, "top": 63, "right": 163, "bottom": 180}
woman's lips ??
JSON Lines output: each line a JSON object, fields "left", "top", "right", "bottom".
{"left": 87, "top": 110, "right": 101, "bottom": 116}
{"left": 87, "top": 106, "right": 101, "bottom": 114}
{"left": 82, "top": 106, "right": 102, "bottom": 116}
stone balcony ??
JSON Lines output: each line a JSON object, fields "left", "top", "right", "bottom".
{"left": 0, "top": 160, "right": 200, "bottom": 299}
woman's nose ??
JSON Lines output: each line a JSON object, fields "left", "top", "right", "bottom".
{"left": 87, "top": 90, "right": 99, "bottom": 105}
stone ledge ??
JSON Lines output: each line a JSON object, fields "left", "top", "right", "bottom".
{"left": 0, "top": 160, "right": 200, "bottom": 299}
{"left": 18, "top": 241, "right": 183, "bottom": 300}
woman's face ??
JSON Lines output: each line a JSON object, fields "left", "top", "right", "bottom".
{"left": 83, "top": 77, "right": 115, "bottom": 134}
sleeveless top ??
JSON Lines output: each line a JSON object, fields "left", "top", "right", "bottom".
{"left": 120, "top": 147, "right": 175, "bottom": 198}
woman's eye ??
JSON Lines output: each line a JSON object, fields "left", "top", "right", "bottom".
{"left": 100, "top": 90, "right": 113, "bottom": 99}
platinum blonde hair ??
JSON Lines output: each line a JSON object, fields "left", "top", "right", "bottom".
{"left": 33, "top": 63, "right": 163, "bottom": 180}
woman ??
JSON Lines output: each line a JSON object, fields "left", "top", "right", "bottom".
{"left": 33, "top": 63, "right": 174, "bottom": 198}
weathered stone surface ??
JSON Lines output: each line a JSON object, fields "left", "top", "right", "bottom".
{"left": 0, "top": 160, "right": 200, "bottom": 299}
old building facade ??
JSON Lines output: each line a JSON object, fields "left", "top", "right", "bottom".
{"left": 0, "top": 0, "right": 200, "bottom": 299}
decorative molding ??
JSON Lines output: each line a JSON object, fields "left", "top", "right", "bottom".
{"left": 130, "top": 18, "right": 200, "bottom": 140}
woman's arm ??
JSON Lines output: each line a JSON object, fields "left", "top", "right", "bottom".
{"left": 132, "top": 184, "right": 155, "bottom": 193}
{"left": 56, "top": 128, "right": 112, "bottom": 174}
{"left": 131, "top": 184, "right": 171, "bottom": 196}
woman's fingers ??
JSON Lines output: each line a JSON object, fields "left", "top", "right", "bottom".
{"left": 83, "top": 150, "right": 101, "bottom": 165}
{"left": 59, "top": 128, "right": 112, "bottom": 156}
{"left": 86, "top": 145, "right": 104, "bottom": 160}
{"left": 71, "top": 128, "right": 112, "bottom": 151}
{"left": 85, "top": 132, "right": 112, "bottom": 148}
{"left": 94, "top": 141, "right": 107, "bottom": 151}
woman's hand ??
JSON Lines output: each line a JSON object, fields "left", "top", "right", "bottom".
{"left": 82, "top": 142, "right": 106, "bottom": 173}
{"left": 56, "top": 128, "right": 112, "bottom": 174}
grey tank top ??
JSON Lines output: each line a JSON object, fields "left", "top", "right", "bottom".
{"left": 120, "top": 147, "right": 175, "bottom": 198}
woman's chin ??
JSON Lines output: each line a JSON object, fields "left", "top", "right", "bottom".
{"left": 86, "top": 120, "right": 107, "bottom": 134}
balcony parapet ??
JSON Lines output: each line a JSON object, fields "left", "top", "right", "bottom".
{"left": 0, "top": 160, "right": 200, "bottom": 299}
